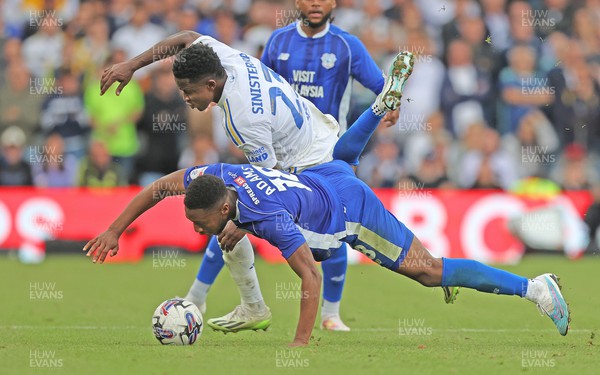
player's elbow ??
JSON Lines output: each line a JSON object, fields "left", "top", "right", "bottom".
{"left": 303, "top": 266, "right": 322, "bottom": 288}
{"left": 181, "top": 30, "right": 202, "bottom": 47}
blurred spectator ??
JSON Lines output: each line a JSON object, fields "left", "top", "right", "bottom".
{"left": 405, "top": 149, "right": 452, "bottom": 189}
{"left": 481, "top": 0, "right": 511, "bottom": 52}
{"left": 71, "top": 16, "right": 111, "bottom": 81}
{"left": 440, "top": 39, "right": 492, "bottom": 136}
{"left": 502, "top": 109, "right": 559, "bottom": 179}
{"left": 111, "top": 1, "right": 166, "bottom": 78}
{"left": 357, "top": 132, "right": 404, "bottom": 188}
{"left": 0, "top": 63, "right": 45, "bottom": 144}
{"left": 546, "top": 42, "right": 600, "bottom": 151}
{"left": 507, "top": 1, "right": 542, "bottom": 62}
{"left": 136, "top": 64, "right": 187, "bottom": 186}
{"left": 498, "top": 44, "right": 553, "bottom": 134}
{"left": 0, "top": 126, "right": 33, "bottom": 186}
{"left": 84, "top": 51, "right": 144, "bottom": 179}
{"left": 178, "top": 132, "right": 220, "bottom": 170}
{"left": 31, "top": 133, "right": 78, "bottom": 187}
{"left": 550, "top": 143, "right": 599, "bottom": 190}
{"left": 458, "top": 15, "right": 498, "bottom": 78}
{"left": 571, "top": 8, "right": 600, "bottom": 59}
{"left": 22, "top": 14, "right": 65, "bottom": 77}
{"left": 538, "top": 0, "right": 576, "bottom": 39}
{"left": 389, "top": 31, "right": 445, "bottom": 133}
{"left": 40, "top": 67, "right": 89, "bottom": 158}
{"left": 441, "top": 0, "right": 481, "bottom": 54}
{"left": 333, "top": 0, "right": 363, "bottom": 33}
{"left": 458, "top": 126, "right": 518, "bottom": 189}
{"left": 584, "top": 184, "right": 600, "bottom": 252}
{"left": 77, "top": 139, "right": 126, "bottom": 187}
{"left": 358, "top": 0, "right": 402, "bottom": 62}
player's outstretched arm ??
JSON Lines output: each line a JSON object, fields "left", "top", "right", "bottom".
{"left": 285, "top": 244, "right": 322, "bottom": 347}
{"left": 100, "top": 30, "right": 201, "bottom": 96}
{"left": 83, "top": 170, "right": 187, "bottom": 263}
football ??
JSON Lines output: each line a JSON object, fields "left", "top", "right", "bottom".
{"left": 152, "top": 298, "right": 203, "bottom": 345}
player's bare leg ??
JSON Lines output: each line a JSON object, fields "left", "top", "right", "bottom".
{"left": 392, "top": 237, "right": 570, "bottom": 335}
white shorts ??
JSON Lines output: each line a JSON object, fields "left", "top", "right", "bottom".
{"left": 288, "top": 103, "right": 340, "bottom": 173}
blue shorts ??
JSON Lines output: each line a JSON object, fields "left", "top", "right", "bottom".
{"left": 304, "top": 160, "right": 414, "bottom": 270}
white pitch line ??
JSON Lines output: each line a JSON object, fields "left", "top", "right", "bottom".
{"left": 1, "top": 326, "right": 594, "bottom": 333}
{"left": 346, "top": 328, "right": 593, "bottom": 333}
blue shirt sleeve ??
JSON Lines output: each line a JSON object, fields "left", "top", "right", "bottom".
{"left": 183, "top": 164, "right": 220, "bottom": 189}
{"left": 249, "top": 214, "right": 307, "bottom": 259}
{"left": 260, "top": 33, "right": 275, "bottom": 68}
{"left": 345, "top": 34, "right": 385, "bottom": 94}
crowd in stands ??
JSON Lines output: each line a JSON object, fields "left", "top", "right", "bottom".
{"left": 0, "top": 0, "right": 599, "bottom": 193}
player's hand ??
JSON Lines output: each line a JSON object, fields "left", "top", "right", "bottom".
{"left": 100, "top": 62, "right": 135, "bottom": 96}
{"left": 83, "top": 228, "right": 120, "bottom": 263}
{"left": 380, "top": 108, "right": 399, "bottom": 128}
{"left": 217, "top": 221, "right": 245, "bottom": 252}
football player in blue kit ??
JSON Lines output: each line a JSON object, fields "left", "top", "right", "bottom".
{"left": 85, "top": 93, "right": 570, "bottom": 347}
{"left": 193, "top": 0, "right": 403, "bottom": 332}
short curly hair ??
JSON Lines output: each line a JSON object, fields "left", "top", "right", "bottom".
{"left": 173, "top": 43, "right": 226, "bottom": 83}
{"left": 184, "top": 175, "right": 228, "bottom": 210}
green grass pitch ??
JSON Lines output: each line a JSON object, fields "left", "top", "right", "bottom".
{"left": 1, "top": 253, "right": 599, "bottom": 374}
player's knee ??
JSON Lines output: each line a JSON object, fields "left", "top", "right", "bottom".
{"left": 222, "top": 236, "right": 253, "bottom": 264}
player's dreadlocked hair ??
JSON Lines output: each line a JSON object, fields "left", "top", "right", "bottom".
{"left": 184, "top": 175, "right": 228, "bottom": 210}
{"left": 173, "top": 43, "right": 226, "bottom": 83}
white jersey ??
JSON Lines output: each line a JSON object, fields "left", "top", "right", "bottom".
{"left": 192, "top": 36, "right": 339, "bottom": 171}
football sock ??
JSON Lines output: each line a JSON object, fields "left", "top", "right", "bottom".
{"left": 524, "top": 278, "right": 543, "bottom": 303}
{"left": 332, "top": 108, "right": 383, "bottom": 165}
{"left": 196, "top": 236, "right": 225, "bottom": 284}
{"left": 441, "top": 258, "right": 528, "bottom": 297}
{"left": 321, "top": 300, "right": 341, "bottom": 318}
{"left": 321, "top": 244, "right": 347, "bottom": 317}
{"left": 184, "top": 279, "right": 211, "bottom": 307}
{"left": 223, "top": 235, "right": 268, "bottom": 313}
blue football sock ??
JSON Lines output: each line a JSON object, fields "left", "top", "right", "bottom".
{"left": 441, "top": 258, "right": 528, "bottom": 297}
{"left": 321, "top": 243, "right": 348, "bottom": 302}
{"left": 196, "top": 236, "right": 225, "bottom": 284}
{"left": 332, "top": 108, "right": 383, "bottom": 165}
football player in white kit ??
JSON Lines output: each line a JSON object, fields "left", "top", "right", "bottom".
{"left": 99, "top": 30, "right": 417, "bottom": 333}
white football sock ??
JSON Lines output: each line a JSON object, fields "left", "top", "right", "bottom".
{"left": 524, "top": 279, "right": 542, "bottom": 303}
{"left": 184, "top": 279, "right": 211, "bottom": 306}
{"left": 223, "top": 235, "right": 267, "bottom": 314}
{"left": 321, "top": 300, "right": 341, "bottom": 319}
{"left": 371, "top": 102, "right": 386, "bottom": 117}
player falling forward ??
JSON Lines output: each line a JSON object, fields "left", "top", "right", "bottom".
{"left": 86, "top": 85, "right": 569, "bottom": 348}
{"left": 99, "top": 30, "right": 456, "bottom": 333}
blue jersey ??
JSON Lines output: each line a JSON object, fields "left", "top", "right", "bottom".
{"left": 261, "top": 22, "right": 385, "bottom": 131}
{"left": 183, "top": 161, "right": 414, "bottom": 270}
